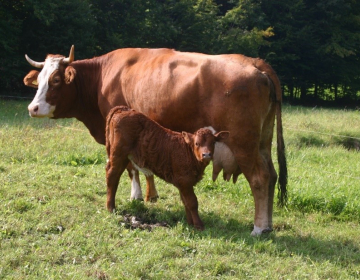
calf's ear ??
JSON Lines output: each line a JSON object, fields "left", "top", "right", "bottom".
{"left": 23, "top": 70, "right": 39, "bottom": 88}
{"left": 214, "top": 131, "right": 230, "bottom": 142}
{"left": 65, "top": 66, "right": 76, "bottom": 84}
{"left": 182, "top": 131, "right": 193, "bottom": 144}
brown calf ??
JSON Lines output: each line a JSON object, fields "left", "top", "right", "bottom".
{"left": 105, "top": 106, "right": 229, "bottom": 230}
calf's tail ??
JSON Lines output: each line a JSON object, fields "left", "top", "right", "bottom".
{"left": 105, "top": 106, "right": 129, "bottom": 156}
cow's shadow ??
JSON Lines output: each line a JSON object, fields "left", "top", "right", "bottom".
{"left": 114, "top": 199, "right": 360, "bottom": 269}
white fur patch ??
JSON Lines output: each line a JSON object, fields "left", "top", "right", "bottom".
{"left": 203, "top": 126, "right": 216, "bottom": 134}
{"left": 251, "top": 225, "right": 263, "bottom": 236}
{"left": 128, "top": 155, "right": 154, "bottom": 177}
{"left": 130, "top": 170, "right": 143, "bottom": 200}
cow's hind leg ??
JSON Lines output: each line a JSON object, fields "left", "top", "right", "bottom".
{"left": 145, "top": 175, "right": 159, "bottom": 202}
{"left": 126, "top": 165, "right": 159, "bottom": 202}
{"left": 179, "top": 188, "right": 204, "bottom": 230}
{"left": 106, "top": 156, "right": 129, "bottom": 212}
{"left": 126, "top": 163, "right": 143, "bottom": 201}
{"left": 241, "top": 153, "right": 274, "bottom": 236}
{"left": 266, "top": 156, "right": 278, "bottom": 230}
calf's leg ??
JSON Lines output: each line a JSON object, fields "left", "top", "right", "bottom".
{"left": 180, "top": 193, "right": 194, "bottom": 226}
{"left": 106, "top": 156, "right": 129, "bottom": 212}
{"left": 179, "top": 188, "right": 204, "bottom": 231}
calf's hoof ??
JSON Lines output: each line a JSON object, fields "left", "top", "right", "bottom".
{"left": 195, "top": 225, "right": 205, "bottom": 231}
{"left": 107, "top": 206, "right": 116, "bottom": 213}
{"left": 193, "top": 222, "right": 205, "bottom": 231}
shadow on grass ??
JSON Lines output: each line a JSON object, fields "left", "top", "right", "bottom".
{"left": 333, "top": 134, "right": 360, "bottom": 151}
{"left": 297, "top": 133, "right": 360, "bottom": 151}
{"left": 298, "top": 135, "right": 327, "bottom": 148}
{"left": 113, "top": 200, "right": 360, "bottom": 269}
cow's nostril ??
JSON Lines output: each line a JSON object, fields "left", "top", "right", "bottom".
{"left": 33, "top": 105, "right": 39, "bottom": 112}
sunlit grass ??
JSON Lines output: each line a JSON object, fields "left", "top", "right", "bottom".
{"left": 1, "top": 100, "right": 359, "bottom": 279}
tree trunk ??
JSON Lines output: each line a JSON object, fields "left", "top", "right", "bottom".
{"left": 300, "top": 85, "right": 307, "bottom": 100}
{"left": 334, "top": 83, "right": 338, "bottom": 101}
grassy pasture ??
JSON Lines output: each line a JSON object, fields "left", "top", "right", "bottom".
{"left": 0, "top": 100, "right": 359, "bottom": 279}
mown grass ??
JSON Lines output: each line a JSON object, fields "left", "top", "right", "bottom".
{"left": 1, "top": 100, "right": 360, "bottom": 279}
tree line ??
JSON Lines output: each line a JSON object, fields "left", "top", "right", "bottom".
{"left": 1, "top": 0, "right": 360, "bottom": 106}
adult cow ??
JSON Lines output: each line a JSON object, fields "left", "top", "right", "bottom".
{"left": 24, "top": 46, "right": 287, "bottom": 236}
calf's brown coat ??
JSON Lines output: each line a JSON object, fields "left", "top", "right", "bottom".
{"left": 105, "top": 106, "right": 229, "bottom": 230}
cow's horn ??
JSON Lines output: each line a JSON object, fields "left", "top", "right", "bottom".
{"left": 63, "top": 45, "right": 74, "bottom": 64}
{"left": 25, "top": 54, "right": 44, "bottom": 68}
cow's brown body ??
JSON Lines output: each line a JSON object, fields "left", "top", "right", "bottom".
{"left": 24, "top": 46, "right": 287, "bottom": 235}
{"left": 106, "top": 106, "right": 228, "bottom": 230}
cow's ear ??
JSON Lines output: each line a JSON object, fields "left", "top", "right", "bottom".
{"left": 182, "top": 131, "right": 193, "bottom": 144}
{"left": 23, "top": 70, "right": 39, "bottom": 88}
{"left": 214, "top": 131, "right": 229, "bottom": 142}
{"left": 64, "top": 66, "right": 76, "bottom": 84}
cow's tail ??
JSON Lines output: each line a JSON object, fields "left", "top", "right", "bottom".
{"left": 252, "top": 56, "right": 288, "bottom": 207}
{"left": 268, "top": 70, "right": 288, "bottom": 207}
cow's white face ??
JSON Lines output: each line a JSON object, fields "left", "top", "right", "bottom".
{"left": 25, "top": 45, "right": 75, "bottom": 118}
{"left": 27, "top": 57, "right": 63, "bottom": 117}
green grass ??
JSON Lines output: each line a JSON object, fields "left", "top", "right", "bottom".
{"left": 1, "top": 100, "right": 360, "bottom": 279}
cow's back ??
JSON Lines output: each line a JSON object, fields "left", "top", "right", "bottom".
{"left": 99, "top": 49, "right": 273, "bottom": 135}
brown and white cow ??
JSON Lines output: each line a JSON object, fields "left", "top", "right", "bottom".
{"left": 24, "top": 46, "right": 287, "bottom": 236}
{"left": 106, "top": 106, "right": 229, "bottom": 230}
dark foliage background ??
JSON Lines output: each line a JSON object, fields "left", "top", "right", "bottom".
{"left": 1, "top": 0, "right": 360, "bottom": 106}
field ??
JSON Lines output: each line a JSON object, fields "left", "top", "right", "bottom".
{"left": 1, "top": 100, "right": 359, "bottom": 279}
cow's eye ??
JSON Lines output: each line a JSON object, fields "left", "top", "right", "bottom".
{"left": 195, "top": 142, "right": 199, "bottom": 147}
{"left": 53, "top": 77, "right": 61, "bottom": 84}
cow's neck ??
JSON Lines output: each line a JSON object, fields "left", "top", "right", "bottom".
{"left": 71, "top": 59, "right": 106, "bottom": 145}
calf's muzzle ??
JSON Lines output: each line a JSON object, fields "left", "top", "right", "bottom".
{"left": 202, "top": 153, "right": 212, "bottom": 160}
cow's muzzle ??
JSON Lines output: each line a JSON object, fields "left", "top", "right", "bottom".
{"left": 202, "top": 153, "right": 212, "bottom": 160}
{"left": 28, "top": 104, "right": 39, "bottom": 117}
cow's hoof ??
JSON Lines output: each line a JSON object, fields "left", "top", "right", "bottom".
{"left": 130, "top": 197, "right": 144, "bottom": 201}
{"left": 262, "top": 227, "right": 273, "bottom": 234}
{"left": 145, "top": 195, "right": 159, "bottom": 203}
{"left": 251, "top": 226, "right": 273, "bottom": 236}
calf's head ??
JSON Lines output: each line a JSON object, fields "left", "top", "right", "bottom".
{"left": 182, "top": 128, "right": 229, "bottom": 163}
{"left": 24, "top": 45, "right": 76, "bottom": 118}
